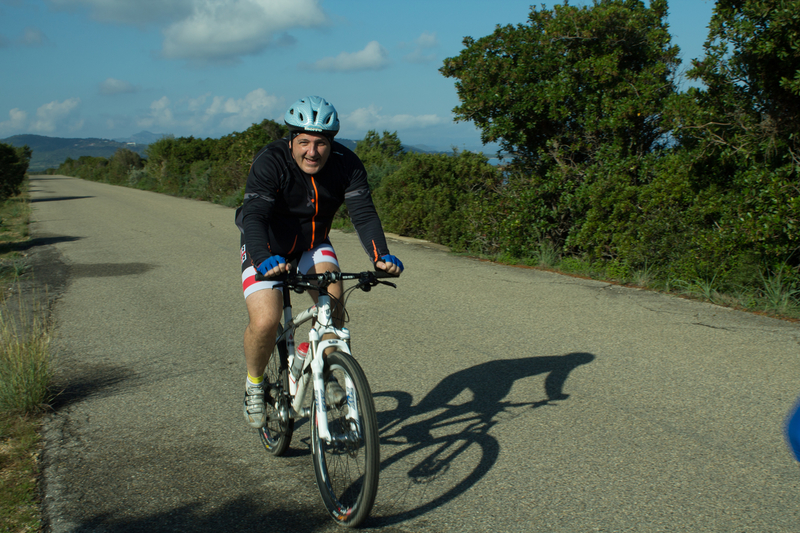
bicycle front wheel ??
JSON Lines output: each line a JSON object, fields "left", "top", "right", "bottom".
{"left": 311, "top": 351, "right": 380, "bottom": 527}
{"left": 258, "top": 329, "right": 294, "bottom": 456}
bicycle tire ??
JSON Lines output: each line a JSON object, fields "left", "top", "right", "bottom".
{"left": 258, "top": 328, "right": 294, "bottom": 456}
{"left": 311, "top": 351, "right": 380, "bottom": 527}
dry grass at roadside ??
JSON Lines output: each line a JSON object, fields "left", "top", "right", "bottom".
{"left": 489, "top": 251, "right": 800, "bottom": 321}
{"left": 0, "top": 299, "right": 52, "bottom": 413}
{"left": 0, "top": 414, "right": 41, "bottom": 533}
{"left": 0, "top": 184, "right": 51, "bottom": 533}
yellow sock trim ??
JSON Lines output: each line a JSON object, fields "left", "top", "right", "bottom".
{"left": 247, "top": 372, "right": 264, "bottom": 384}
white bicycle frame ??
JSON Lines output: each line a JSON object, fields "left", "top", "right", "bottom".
{"left": 278, "top": 292, "right": 360, "bottom": 444}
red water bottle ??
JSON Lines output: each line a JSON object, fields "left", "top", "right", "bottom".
{"left": 291, "top": 342, "right": 309, "bottom": 380}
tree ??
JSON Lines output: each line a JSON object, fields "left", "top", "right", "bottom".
{"left": 442, "top": 0, "right": 678, "bottom": 163}
{"left": 355, "top": 130, "right": 405, "bottom": 190}
{"left": 355, "top": 130, "right": 403, "bottom": 165}
{"left": 0, "top": 143, "right": 31, "bottom": 200}
{"left": 216, "top": 119, "right": 288, "bottom": 168}
{"left": 689, "top": 0, "right": 800, "bottom": 146}
{"left": 675, "top": 0, "right": 800, "bottom": 268}
{"left": 440, "top": 0, "right": 681, "bottom": 247}
{"left": 98, "top": 148, "right": 144, "bottom": 186}
{"left": 374, "top": 150, "right": 501, "bottom": 251}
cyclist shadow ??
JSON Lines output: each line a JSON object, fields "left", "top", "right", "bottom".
{"left": 372, "top": 352, "right": 594, "bottom": 526}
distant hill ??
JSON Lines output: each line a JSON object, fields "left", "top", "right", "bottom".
{"left": 1, "top": 132, "right": 450, "bottom": 173}
{"left": 113, "top": 131, "right": 168, "bottom": 145}
{"left": 336, "top": 139, "right": 445, "bottom": 155}
{"left": 403, "top": 144, "right": 449, "bottom": 155}
{"left": 336, "top": 138, "right": 357, "bottom": 151}
{"left": 337, "top": 139, "right": 446, "bottom": 155}
{"left": 1, "top": 134, "right": 150, "bottom": 172}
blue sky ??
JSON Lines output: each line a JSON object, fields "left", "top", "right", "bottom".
{"left": 0, "top": 0, "right": 715, "bottom": 151}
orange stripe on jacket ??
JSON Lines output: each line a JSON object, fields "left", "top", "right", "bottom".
{"left": 309, "top": 176, "right": 320, "bottom": 250}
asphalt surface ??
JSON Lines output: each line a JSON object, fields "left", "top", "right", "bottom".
{"left": 28, "top": 175, "right": 800, "bottom": 532}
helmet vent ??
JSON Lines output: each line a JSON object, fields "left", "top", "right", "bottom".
{"left": 284, "top": 95, "right": 340, "bottom": 137}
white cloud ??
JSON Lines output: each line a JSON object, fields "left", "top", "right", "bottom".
{"left": 0, "top": 108, "right": 28, "bottom": 135}
{"left": 414, "top": 32, "right": 438, "bottom": 49}
{"left": 30, "top": 98, "right": 81, "bottom": 133}
{"left": 307, "top": 41, "right": 390, "bottom": 72}
{"left": 187, "top": 93, "right": 211, "bottom": 112}
{"left": 136, "top": 89, "right": 283, "bottom": 135}
{"left": 137, "top": 96, "right": 174, "bottom": 130}
{"left": 99, "top": 78, "right": 138, "bottom": 95}
{"left": 162, "top": 0, "right": 327, "bottom": 64}
{"left": 19, "top": 27, "right": 50, "bottom": 46}
{"left": 0, "top": 26, "right": 50, "bottom": 48}
{"left": 403, "top": 31, "right": 438, "bottom": 63}
{"left": 205, "top": 88, "right": 282, "bottom": 131}
{"left": 344, "top": 105, "right": 444, "bottom": 132}
{"left": 47, "top": 0, "right": 326, "bottom": 63}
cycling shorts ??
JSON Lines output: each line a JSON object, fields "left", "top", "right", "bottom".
{"left": 240, "top": 239, "right": 340, "bottom": 299}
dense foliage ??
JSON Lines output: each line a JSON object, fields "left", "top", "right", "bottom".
{"left": 436, "top": 0, "right": 800, "bottom": 291}
{"left": 53, "top": 119, "right": 287, "bottom": 207}
{"left": 670, "top": 0, "right": 800, "bottom": 278}
{"left": 50, "top": 0, "right": 800, "bottom": 302}
{"left": 376, "top": 150, "right": 500, "bottom": 251}
{"left": 441, "top": 0, "right": 680, "bottom": 253}
{"left": 356, "top": 130, "right": 405, "bottom": 191}
{"left": 0, "top": 143, "right": 31, "bottom": 201}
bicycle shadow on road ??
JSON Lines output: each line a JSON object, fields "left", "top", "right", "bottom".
{"left": 371, "top": 352, "right": 595, "bottom": 527}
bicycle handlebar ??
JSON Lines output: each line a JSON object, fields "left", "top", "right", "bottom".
{"left": 254, "top": 269, "right": 397, "bottom": 290}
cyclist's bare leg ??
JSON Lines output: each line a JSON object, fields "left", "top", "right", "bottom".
{"left": 306, "top": 260, "right": 344, "bottom": 355}
{"left": 244, "top": 287, "right": 283, "bottom": 378}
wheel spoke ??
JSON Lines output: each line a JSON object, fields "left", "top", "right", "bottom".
{"left": 311, "top": 351, "right": 379, "bottom": 527}
{"left": 258, "top": 338, "right": 293, "bottom": 456}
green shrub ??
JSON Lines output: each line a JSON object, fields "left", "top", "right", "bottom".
{"left": 375, "top": 150, "right": 500, "bottom": 252}
{"left": 0, "top": 144, "right": 30, "bottom": 201}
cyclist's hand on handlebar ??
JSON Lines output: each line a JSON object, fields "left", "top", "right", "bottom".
{"left": 256, "top": 255, "right": 290, "bottom": 279}
{"left": 374, "top": 254, "right": 403, "bottom": 276}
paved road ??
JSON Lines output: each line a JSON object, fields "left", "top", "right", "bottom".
{"left": 29, "top": 175, "right": 799, "bottom": 532}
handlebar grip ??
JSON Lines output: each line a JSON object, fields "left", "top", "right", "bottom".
{"left": 372, "top": 269, "right": 397, "bottom": 279}
{"left": 254, "top": 271, "right": 288, "bottom": 282}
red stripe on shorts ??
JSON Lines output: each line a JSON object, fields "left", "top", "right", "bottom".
{"left": 242, "top": 275, "right": 257, "bottom": 292}
{"left": 322, "top": 250, "right": 337, "bottom": 259}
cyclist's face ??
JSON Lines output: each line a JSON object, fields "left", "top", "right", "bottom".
{"left": 290, "top": 133, "right": 331, "bottom": 174}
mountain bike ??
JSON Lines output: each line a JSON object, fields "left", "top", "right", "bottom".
{"left": 255, "top": 268, "right": 396, "bottom": 527}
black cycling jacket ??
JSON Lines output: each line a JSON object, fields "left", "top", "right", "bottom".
{"left": 235, "top": 138, "right": 391, "bottom": 268}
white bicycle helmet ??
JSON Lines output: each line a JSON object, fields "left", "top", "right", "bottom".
{"left": 284, "top": 96, "right": 340, "bottom": 138}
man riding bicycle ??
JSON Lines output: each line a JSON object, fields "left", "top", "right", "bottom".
{"left": 236, "top": 95, "right": 403, "bottom": 428}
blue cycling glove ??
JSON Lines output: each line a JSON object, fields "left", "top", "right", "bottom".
{"left": 256, "top": 255, "right": 286, "bottom": 277}
{"left": 378, "top": 254, "right": 404, "bottom": 272}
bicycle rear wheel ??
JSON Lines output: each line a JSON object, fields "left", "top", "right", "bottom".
{"left": 311, "top": 351, "right": 380, "bottom": 527}
{"left": 258, "top": 327, "right": 294, "bottom": 456}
